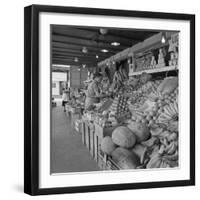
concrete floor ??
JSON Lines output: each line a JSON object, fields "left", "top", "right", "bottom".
{"left": 51, "top": 106, "right": 99, "bottom": 173}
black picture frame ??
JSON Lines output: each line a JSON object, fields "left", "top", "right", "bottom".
{"left": 24, "top": 4, "right": 195, "bottom": 196}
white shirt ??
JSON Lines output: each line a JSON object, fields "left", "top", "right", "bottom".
{"left": 62, "top": 91, "right": 69, "bottom": 101}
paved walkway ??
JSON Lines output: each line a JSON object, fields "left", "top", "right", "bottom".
{"left": 51, "top": 106, "right": 99, "bottom": 173}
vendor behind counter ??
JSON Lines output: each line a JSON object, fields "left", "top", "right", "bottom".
{"left": 85, "top": 72, "right": 109, "bottom": 110}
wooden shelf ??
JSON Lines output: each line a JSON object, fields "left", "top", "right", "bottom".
{"left": 129, "top": 65, "right": 178, "bottom": 76}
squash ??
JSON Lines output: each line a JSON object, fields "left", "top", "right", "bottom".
{"left": 101, "top": 136, "right": 116, "bottom": 155}
{"left": 112, "top": 126, "right": 136, "bottom": 148}
{"left": 127, "top": 122, "right": 150, "bottom": 142}
{"left": 111, "top": 147, "right": 140, "bottom": 169}
{"left": 157, "top": 77, "right": 178, "bottom": 94}
{"left": 132, "top": 144, "right": 147, "bottom": 164}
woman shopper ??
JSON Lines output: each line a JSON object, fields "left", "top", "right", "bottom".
{"left": 62, "top": 88, "right": 70, "bottom": 112}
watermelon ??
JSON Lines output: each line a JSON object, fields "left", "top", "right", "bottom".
{"left": 111, "top": 147, "right": 140, "bottom": 169}
{"left": 101, "top": 136, "right": 116, "bottom": 155}
{"left": 112, "top": 126, "right": 136, "bottom": 148}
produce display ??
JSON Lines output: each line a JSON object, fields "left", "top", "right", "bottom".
{"left": 99, "top": 74, "right": 179, "bottom": 170}
{"left": 109, "top": 95, "right": 131, "bottom": 122}
{"left": 129, "top": 77, "right": 178, "bottom": 127}
{"left": 80, "top": 32, "right": 180, "bottom": 172}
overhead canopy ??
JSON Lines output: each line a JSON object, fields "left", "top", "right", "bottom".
{"left": 51, "top": 25, "right": 158, "bottom": 68}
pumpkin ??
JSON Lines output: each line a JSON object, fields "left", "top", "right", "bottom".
{"left": 101, "top": 136, "right": 116, "bottom": 155}
{"left": 127, "top": 122, "right": 150, "bottom": 142}
{"left": 111, "top": 147, "right": 140, "bottom": 169}
{"left": 157, "top": 77, "right": 178, "bottom": 94}
{"left": 112, "top": 126, "right": 136, "bottom": 148}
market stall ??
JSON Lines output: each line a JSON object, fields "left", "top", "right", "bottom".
{"left": 77, "top": 31, "right": 179, "bottom": 170}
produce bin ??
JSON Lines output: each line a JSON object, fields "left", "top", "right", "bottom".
{"left": 94, "top": 123, "right": 118, "bottom": 162}
{"left": 94, "top": 123, "right": 117, "bottom": 139}
{"left": 74, "top": 119, "right": 82, "bottom": 133}
{"left": 80, "top": 119, "right": 95, "bottom": 158}
{"left": 97, "top": 149, "right": 120, "bottom": 170}
{"left": 80, "top": 120, "right": 86, "bottom": 145}
{"left": 71, "top": 112, "right": 81, "bottom": 130}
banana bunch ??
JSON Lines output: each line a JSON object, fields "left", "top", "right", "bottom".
{"left": 146, "top": 142, "right": 178, "bottom": 168}
{"left": 157, "top": 101, "right": 178, "bottom": 125}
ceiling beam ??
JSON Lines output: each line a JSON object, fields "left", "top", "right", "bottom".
{"left": 52, "top": 57, "right": 97, "bottom": 64}
{"left": 52, "top": 59, "right": 95, "bottom": 67}
{"left": 52, "top": 34, "right": 130, "bottom": 49}
{"left": 52, "top": 37, "right": 126, "bottom": 52}
{"left": 52, "top": 26, "right": 142, "bottom": 45}
{"left": 52, "top": 52, "right": 108, "bottom": 60}
{"left": 52, "top": 42, "right": 120, "bottom": 54}
{"left": 52, "top": 48, "right": 114, "bottom": 58}
{"left": 53, "top": 55, "right": 98, "bottom": 63}
{"left": 52, "top": 47, "right": 113, "bottom": 55}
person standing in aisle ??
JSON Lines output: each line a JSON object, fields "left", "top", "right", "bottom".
{"left": 62, "top": 87, "right": 70, "bottom": 112}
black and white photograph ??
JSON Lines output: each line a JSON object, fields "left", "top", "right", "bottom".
{"left": 50, "top": 25, "right": 179, "bottom": 173}
{"left": 24, "top": 5, "right": 195, "bottom": 195}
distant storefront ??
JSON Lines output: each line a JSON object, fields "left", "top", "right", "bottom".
{"left": 52, "top": 72, "right": 68, "bottom": 97}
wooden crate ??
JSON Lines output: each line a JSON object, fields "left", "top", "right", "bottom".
{"left": 84, "top": 121, "right": 90, "bottom": 150}
{"left": 74, "top": 119, "right": 82, "bottom": 133}
{"left": 97, "top": 152, "right": 107, "bottom": 170}
{"left": 94, "top": 123, "right": 117, "bottom": 139}
{"left": 71, "top": 107, "right": 82, "bottom": 114}
{"left": 80, "top": 120, "right": 95, "bottom": 159}
{"left": 97, "top": 150, "right": 120, "bottom": 170}
{"left": 89, "top": 123, "right": 95, "bottom": 157}
{"left": 71, "top": 112, "right": 81, "bottom": 130}
{"left": 80, "top": 120, "right": 86, "bottom": 145}
{"left": 94, "top": 123, "right": 118, "bottom": 162}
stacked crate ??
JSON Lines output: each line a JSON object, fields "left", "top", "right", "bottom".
{"left": 81, "top": 118, "right": 95, "bottom": 158}
{"left": 97, "top": 149, "right": 120, "bottom": 170}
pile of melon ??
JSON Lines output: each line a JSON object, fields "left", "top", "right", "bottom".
{"left": 100, "top": 122, "right": 150, "bottom": 169}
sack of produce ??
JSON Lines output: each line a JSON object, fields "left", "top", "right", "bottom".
{"left": 101, "top": 136, "right": 117, "bottom": 155}
{"left": 157, "top": 77, "right": 178, "bottom": 95}
{"left": 127, "top": 121, "right": 150, "bottom": 142}
{"left": 111, "top": 147, "right": 140, "bottom": 169}
{"left": 112, "top": 126, "right": 136, "bottom": 148}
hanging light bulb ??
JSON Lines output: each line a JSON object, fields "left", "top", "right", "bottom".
{"left": 100, "top": 28, "right": 108, "bottom": 35}
{"left": 161, "top": 32, "right": 166, "bottom": 44}
{"left": 101, "top": 49, "right": 109, "bottom": 53}
{"left": 82, "top": 47, "right": 88, "bottom": 54}
{"left": 82, "top": 64, "right": 86, "bottom": 68}
{"left": 74, "top": 57, "right": 79, "bottom": 62}
{"left": 96, "top": 55, "right": 99, "bottom": 59}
